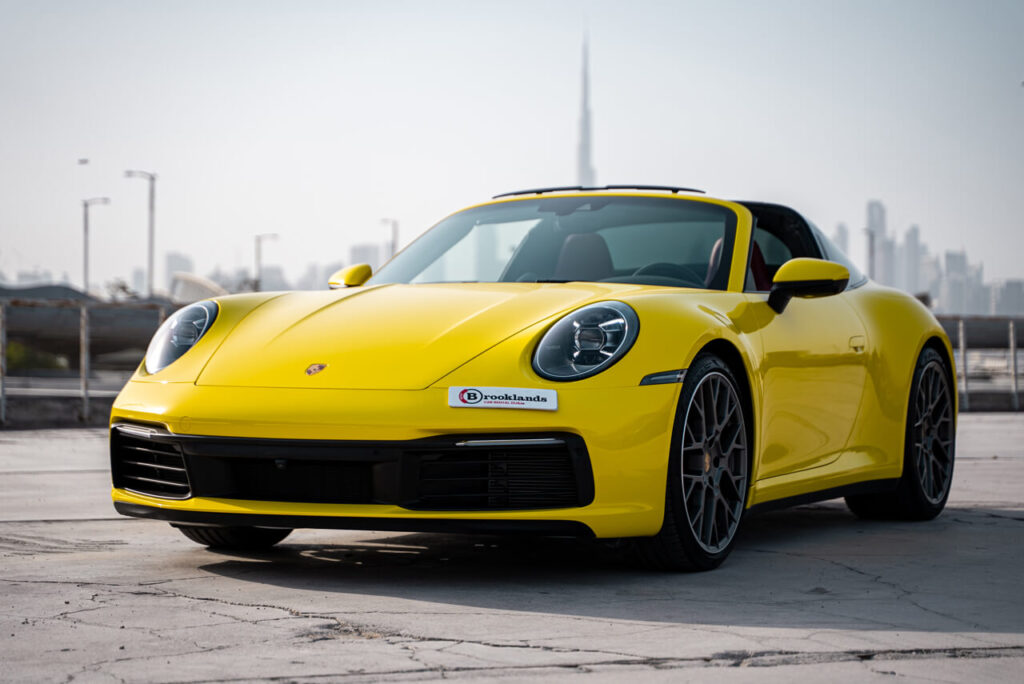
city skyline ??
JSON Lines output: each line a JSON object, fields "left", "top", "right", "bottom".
{"left": 844, "top": 198, "right": 1023, "bottom": 315}
{"left": 1, "top": 1, "right": 1022, "bottom": 292}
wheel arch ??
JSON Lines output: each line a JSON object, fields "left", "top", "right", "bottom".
{"left": 920, "top": 335, "right": 958, "bottom": 417}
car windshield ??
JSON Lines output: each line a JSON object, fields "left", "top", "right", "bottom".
{"left": 369, "top": 196, "right": 738, "bottom": 290}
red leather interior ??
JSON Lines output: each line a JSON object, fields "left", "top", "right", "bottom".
{"left": 750, "top": 241, "right": 772, "bottom": 291}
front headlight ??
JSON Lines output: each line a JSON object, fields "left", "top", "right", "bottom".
{"left": 532, "top": 301, "right": 639, "bottom": 381}
{"left": 144, "top": 301, "right": 218, "bottom": 374}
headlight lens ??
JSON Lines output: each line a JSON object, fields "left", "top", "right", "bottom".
{"left": 533, "top": 301, "right": 639, "bottom": 381}
{"left": 144, "top": 301, "right": 218, "bottom": 374}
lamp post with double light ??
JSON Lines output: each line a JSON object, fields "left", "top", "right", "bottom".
{"left": 125, "top": 170, "right": 157, "bottom": 298}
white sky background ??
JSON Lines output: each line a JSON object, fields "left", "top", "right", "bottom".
{"left": 1, "top": 0, "right": 1022, "bottom": 290}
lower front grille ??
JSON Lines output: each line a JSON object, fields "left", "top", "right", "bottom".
{"left": 188, "top": 456, "right": 373, "bottom": 504}
{"left": 110, "top": 426, "right": 593, "bottom": 511}
{"left": 111, "top": 429, "right": 191, "bottom": 498}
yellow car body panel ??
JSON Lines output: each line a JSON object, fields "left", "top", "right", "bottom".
{"left": 748, "top": 281, "right": 956, "bottom": 505}
{"left": 110, "top": 191, "right": 956, "bottom": 539}
{"left": 111, "top": 384, "right": 682, "bottom": 539}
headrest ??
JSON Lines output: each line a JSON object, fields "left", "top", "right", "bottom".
{"left": 552, "top": 233, "right": 614, "bottom": 282}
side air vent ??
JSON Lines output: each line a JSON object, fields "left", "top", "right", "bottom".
{"left": 111, "top": 426, "right": 191, "bottom": 499}
{"left": 412, "top": 447, "right": 579, "bottom": 510}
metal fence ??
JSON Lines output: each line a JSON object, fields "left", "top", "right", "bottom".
{"left": 936, "top": 315, "right": 1023, "bottom": 412}
{"left": 1, "top": 298, "right": 1022, "bottom": 425}
{"left": 0, "top": 298, "right": 165, "bottom": 426}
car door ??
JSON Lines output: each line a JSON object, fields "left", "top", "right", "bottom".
{"left": 742, "top": 206, "right": 868, "bottom": 480}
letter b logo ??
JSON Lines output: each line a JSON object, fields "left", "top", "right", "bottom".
{"left": 459, "top": 389, "right": 483, "bottom": 404}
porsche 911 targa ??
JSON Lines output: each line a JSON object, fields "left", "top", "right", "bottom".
{"left": 110, "top": 186, "right": 956, "bottom": 570}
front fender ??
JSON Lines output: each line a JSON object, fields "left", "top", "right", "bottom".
{"left": 129, "top": 292, "right": 286, "bottom": 385}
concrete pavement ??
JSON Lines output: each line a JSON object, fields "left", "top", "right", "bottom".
{"left": 1, "top": 415, "right": 1022, "bottom": 682}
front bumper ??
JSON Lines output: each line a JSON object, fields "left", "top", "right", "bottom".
{"left": 110, "top": 381, "right": 681, "bottom": 538}
{"left": 114, "top": 502, "right": 594, "bottom": 537}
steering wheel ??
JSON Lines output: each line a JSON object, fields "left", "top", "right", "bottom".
{"left": 633, "top": 262, "right": 704, "bottom": 287}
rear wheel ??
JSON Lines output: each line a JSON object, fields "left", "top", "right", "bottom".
{"left": 846, "top": 347, "right": 955, "bottom": 520}
{"left": 635, "top": 353, "right": 751, "bottom": 571}
{"left": 174, "top": 524, "right": 292, "bottom": 550}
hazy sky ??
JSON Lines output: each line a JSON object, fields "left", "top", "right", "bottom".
{"left": 1, "top": 0, "right": 1022, "bottom": 291}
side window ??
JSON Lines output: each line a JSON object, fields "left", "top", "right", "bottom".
{"left": 753, "top": 228, "right": 792, "bottom": 272}
{"left": 744, "top": 207, "right": 823, "bottom": 292}
{"left": 747, "top": 227, "right": 801, "bottom": 293}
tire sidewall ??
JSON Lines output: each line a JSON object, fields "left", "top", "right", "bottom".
{"left": 900, "top": 347, "right": 956, "bottom": 517}
{"left": 664, "top": 353, "right": 752, "bottom": 570}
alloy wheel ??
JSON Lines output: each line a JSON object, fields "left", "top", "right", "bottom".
{"left": 912, "top": 360, "right": 954, "bottom": 504}
{"left": 680, "top": 371, "right": 748, "bottom": 553}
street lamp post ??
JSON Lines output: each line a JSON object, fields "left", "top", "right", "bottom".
{"left": 254, "top": 233, "right": 278, "bottom": 292}
{"left": 82, "top": 197, "right": 111, "bottom": 295}
{"left": 125, "top": 170, "right": 157, "bottom": 298}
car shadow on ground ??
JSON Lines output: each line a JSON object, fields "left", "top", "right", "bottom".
{"left": 193, "top": 502, "right": 1023, "bottom": 634}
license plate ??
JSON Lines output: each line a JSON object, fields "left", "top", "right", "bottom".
{"left": 448, "top": 386, "right": 558, "bottom": 411}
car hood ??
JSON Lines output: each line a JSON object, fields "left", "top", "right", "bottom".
{"left": 196, "top": 283, "right": 640, "bottom": 390}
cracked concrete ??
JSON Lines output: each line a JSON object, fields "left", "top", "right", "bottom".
{"left": 1, "top": 414, "right": 1022, "bottom": 682}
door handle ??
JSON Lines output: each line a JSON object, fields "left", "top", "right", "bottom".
{"left": 849, "top": 335, "right": 866, "bottom": 352}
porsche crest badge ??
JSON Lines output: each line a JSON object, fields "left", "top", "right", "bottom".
{"left": 305, "top": 363, "right": 327, "bottom": 376}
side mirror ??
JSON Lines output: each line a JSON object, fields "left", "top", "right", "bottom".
{"left": 328, "top": 263, "right": 372, "bottom": 289}
{"left": 767, "top": 258, "right": 850, "bottom": 314}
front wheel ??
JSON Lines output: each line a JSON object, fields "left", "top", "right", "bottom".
{"left": 173, "top": 524, "right": 293, "bottom": 550}
{"left": 846, "top": 347, "right": 955, "bottom": 520}
{"left": 635, "top": 353, "right": 751, "bottom": 571}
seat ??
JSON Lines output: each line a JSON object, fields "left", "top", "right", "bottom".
{"left": 706, "top": 239, "right": 772, "bottom": 290}
{"left": 552, "top": 233, "right": 614, "bottom": 282}
{"left": 749, "top": 241, "right": 772, "bottom": 291}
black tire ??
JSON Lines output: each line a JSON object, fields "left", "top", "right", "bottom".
{"left": 635, "top": 353, "right": 752, "bottom": 571}
{"left": 173, "top": 524, "right": 292, "bottom": 550}
{"left": 846, "top": 347, "right": 955, "bottom": 521}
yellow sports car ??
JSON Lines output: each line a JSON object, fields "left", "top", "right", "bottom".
{"left": 110, "top": 186, "right": 956, "bottom": 571}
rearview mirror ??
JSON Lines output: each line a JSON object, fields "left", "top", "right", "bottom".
{"left": 768, "top": 258, "right": 850, "bottom": 314}
{"left": 328, "top": 263, "right": 372, "bottom": 289}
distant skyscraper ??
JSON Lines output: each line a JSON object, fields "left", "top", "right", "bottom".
{"left": 865, "top": 200, "right": 886, "bottom": 281}
{"left": 922, "top": 252, "right": 942, "bottom": 305}
{"left": 131, "top": 267, "right": 145, "bottom": 295}
{"left": 941, "top": 250, "right": 969, "bottom": 314}
{"left": 297, "top": 261, "right": 344, "bottom": 291}
{"left": 880, "top": 236, "right": 896, "bottom": 288}
{"left": 258, "top": 264, "right": 290, "bottom": 291}
{"left": 993, "top": 280, "right": 1024, "bottom": 316}
{"left": 165, "top": 252, "right": 194, "bottom": 291}
{"left": 967, "top": 263, "right": 989, "bottom": 314}
{"left": 350, "top": 243, "right": 382, "bottom": 271}
{"left": 832, "top": 223, "right": 849, "bottom": 255}
{"left": 296, "top": 263, "right": 322, "bottom": 291}
{"left": 904, "top": 225, "right": 921, "bottom": 294}
{"left": 577, "top": 36, "right": 596, "bottom": 187}
{"left": 945, "top": 250, "right": 967, "bottom": 280}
